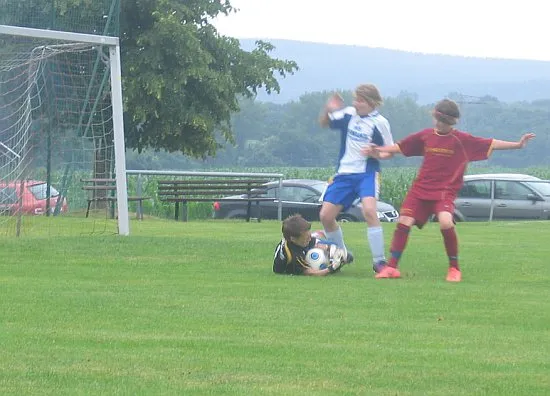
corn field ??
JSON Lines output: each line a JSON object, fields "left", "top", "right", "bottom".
{"left": 122, "top": 166, "right": 550, "bottom": 221}
{"left": 4, "top": 166, "right": 550, "bottom": 223}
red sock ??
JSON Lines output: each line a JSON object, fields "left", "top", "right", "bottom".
{"left": 441, "top": 227, "right": 459, "bottom": 270}
{"left": 388, "top": 223, "right": 411, "bottom": 268}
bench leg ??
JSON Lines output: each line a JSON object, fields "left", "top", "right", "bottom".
{"left": 137, "top": 199, "right": 143, "bottom": 220}
{"left": 246, "top": 200, "right": 252, "bottom": 222}
{"left": 86, "top": 200, "right": 92, "bottom": 218}
{"left": 182, "top": 202, "right": 188, "bottom": 222}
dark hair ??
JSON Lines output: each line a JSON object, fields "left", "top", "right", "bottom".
{"left": 433, "top": 99, "right": 460, "bottom": 125}
{"left": 282, "top": 214, "right": 311, "bottom": 240}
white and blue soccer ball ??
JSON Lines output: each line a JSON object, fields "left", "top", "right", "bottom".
{"left": 305, "top": 247, "right": 329, "bottom": 270}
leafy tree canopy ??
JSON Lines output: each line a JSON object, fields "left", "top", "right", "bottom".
{"left": 2, "top": 0, "right": 298, "bottom": 157}
{"left": 120, "top": 0, "right": 298, "bottom": 157}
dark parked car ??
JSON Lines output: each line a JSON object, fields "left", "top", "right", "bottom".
{"left": 212, "top": 179, "right": 399, "bottom": 222}
{"left": 453, "top": 173, "right": 550, "bottom": 221}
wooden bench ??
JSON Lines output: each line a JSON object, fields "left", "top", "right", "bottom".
{"left": 157, "top": 178, "right": 276, "bottom": 222}
{"left": 81, "top": 178, "right": 149, "bottom": 220}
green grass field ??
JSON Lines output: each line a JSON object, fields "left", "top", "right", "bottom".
{"left": 1, "top": 218, "right": 549, "bottom": 395}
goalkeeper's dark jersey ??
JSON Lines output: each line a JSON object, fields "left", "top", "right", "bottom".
{"left": 273, "top": 238, "right": 317, "bottom": 275}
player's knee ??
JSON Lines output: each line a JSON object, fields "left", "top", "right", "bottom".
{"left": 438, "top": 215, "right": 454, "bottom": 229}
{"left": 398, "top": 215, "right": 416, "bottom": 227}
{"left": 361, "top": 207, "right": 379, "bottom": 224}
{"left": 319, "top": 208, "right": 335, "bottom": 225}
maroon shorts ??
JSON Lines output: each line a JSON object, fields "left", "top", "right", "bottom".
{"left": 399, "top": 191, "right": 456, "bottom": 228}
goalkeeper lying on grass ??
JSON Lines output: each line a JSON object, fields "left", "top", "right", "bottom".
{"left": 273, "top": 214, "right": 353, "bottom": 276}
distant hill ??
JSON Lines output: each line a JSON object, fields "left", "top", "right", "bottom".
{"left": 240, "top": 39, "right": 550, "bottom": 104}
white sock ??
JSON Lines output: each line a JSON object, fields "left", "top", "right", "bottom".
{"left": 325, "top": 227, "right": 347, "bottom": 251}
{"left": 367, "top": 226, "right": 386, "bottom": 263}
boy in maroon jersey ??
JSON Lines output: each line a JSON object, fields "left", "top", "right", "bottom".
{"left": 363, "top": 99, "right": 535, "bottom": 282}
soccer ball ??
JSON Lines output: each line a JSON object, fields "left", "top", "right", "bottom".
{"left": 305, "top": 247, "right": 329, "bottom": 270}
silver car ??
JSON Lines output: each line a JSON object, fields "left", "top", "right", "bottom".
{"left": 454, "top": 173, "right": 550, "bottom": 221}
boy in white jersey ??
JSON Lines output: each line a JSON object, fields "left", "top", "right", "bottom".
{"left": 318, "top": 84, "right": 394, "bottom": 273}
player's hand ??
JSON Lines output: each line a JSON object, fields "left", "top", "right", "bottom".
{"left": 518, "top": 132, "right": 536, "bottom": 148}
{"left": 361, "top": 144, "right": 379, "bottom": 158}
{"left": 329, "top": 260, "right": 342, "bottom": 272}
{"left": 328, "top": 245, "right": 346, "bottom": 272}
{"left": 331, "top": 246, "right": 346, "bottom": 263}
{"left": 326, "top": 93, "right": 344, "bottom": 112}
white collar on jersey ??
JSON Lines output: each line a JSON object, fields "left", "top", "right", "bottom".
{"left": 359, "top": 109, "right": 379, "bottom": 118}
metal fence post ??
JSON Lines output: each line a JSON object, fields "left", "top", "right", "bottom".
{"left": 136, "top": 173, "right": 143, "bottom": 220}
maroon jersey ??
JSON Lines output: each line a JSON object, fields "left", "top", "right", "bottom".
{"left": 398, "top": 128, "right": 494, "bottom": 200}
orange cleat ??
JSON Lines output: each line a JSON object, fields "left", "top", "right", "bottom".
{"left": 375, "top": 265, "right": 401, "bottom": 279}
{"left": 446, "top": 267, "right": 462, "bottom": 282}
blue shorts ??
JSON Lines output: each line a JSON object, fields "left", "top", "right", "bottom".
{"left": 322, "top": 173, "right": 379, "bottom": 211}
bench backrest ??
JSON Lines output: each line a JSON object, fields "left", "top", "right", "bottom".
{"left": 81, "top": 178, "right": 117, "bottom": 191}
{"left": 157, "top": 179, "right": 271, "bottom": 199}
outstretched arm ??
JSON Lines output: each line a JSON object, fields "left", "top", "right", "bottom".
{"left": 319, "top": 93, "right": 344, "bottom": 127}
{"left": 376, "top": 144, "right": 402, "bottom": 154}
{"left": 362, "top": 143, "right": 402, "bottom": 159}
{"left": 303, "top": 267, "right": 333, "bottom": 276}
{"left": 492, "top": 133, "right": 536, "bottom": 150}
{"left": 303, "top": 261, "right": 343, "bottom": 276}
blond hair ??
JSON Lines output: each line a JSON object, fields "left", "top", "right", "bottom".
{"left": 355, "top": 84, "right": 383, "bottom": 108}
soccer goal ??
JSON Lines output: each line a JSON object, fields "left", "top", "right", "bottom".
{"left": 0, "top": 24, "right": 129, "bottom": 236}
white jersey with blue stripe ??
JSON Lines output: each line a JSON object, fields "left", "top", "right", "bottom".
{"left": 328, "top": 106, "right": 393, "bottom": 174}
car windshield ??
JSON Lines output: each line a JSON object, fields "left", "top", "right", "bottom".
{"left": 526, "top": 181, "right": 550, "bottom": 196}
{"left": 28, "top": 183, "right": 60, "bottom": 199}
{"left": 261, "top": 181, "right": 328, "bottom": 202}
{"left": 310, "top": 182, "right": 328, "bottom": 194}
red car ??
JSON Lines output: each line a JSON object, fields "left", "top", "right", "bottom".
{"left": 0, "top": 180, "right": 68, "bottom": 215}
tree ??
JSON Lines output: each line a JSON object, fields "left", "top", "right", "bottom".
{"left": 2, "top": 0, "right": 298, "bottom": 158}
{"left": 120, "top": 0, "right": 298, "bottom": 157}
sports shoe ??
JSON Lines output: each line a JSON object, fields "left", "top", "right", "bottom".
{"left": 446, "top": 267, "right": 461, "bottom": 282}
{"left": 373, "top": 260, "right": 386, "bottom": 273}
{"left": 375, "top": 265, "right": 401, "bottom": 279}
{"left": 345, "top": 251, "right": 354, "bottom": 264}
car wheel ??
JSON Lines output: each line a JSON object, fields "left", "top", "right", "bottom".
{"left": 227, "top": 213, "right": 247, "bottom": 220}
{"left": 337, "top": 214, "right": 358, "bottom": 223}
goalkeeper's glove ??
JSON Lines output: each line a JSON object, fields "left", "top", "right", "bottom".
{"left": 328, "top": 245, "right": 347, "bottom": 273}
{"left": 328, "top": 261, "right": 341, "bottom": 273}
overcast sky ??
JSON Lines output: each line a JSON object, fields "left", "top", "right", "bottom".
{"left": 213, "top": 0, "right": 550, "bottom": 61}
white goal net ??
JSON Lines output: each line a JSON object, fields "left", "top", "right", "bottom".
{"left": 0, "top": 25, "right": 129, "bottom": 236}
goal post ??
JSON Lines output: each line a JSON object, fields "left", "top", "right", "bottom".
{"left": 0, "top": 24, "right": 130, "bottom": 236}
{"left": 107, "top": 43, "right": 129, "bottom": 236}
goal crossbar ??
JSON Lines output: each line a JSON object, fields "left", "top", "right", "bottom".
{"left": 0, "top": 24, "right": 118, "bottom": 46}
